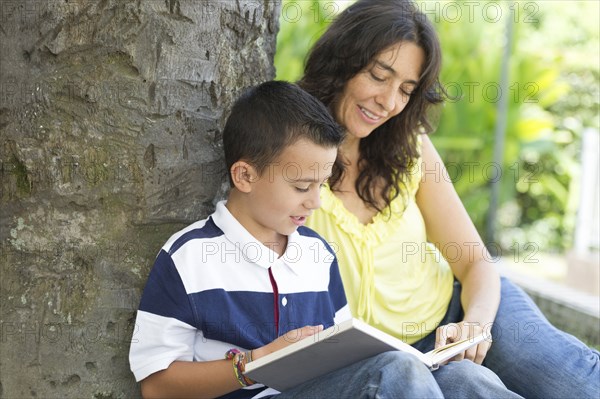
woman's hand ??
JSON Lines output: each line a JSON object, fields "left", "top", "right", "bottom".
{"left": 252, "top": 325, "right": 324, "bottom": 361}
{"left": 435, "top": 321, "right": 492, "bottom": 365}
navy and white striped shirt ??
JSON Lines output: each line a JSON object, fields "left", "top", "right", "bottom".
{"left": 130, "top": 201, "right": 350, "bottom": 398}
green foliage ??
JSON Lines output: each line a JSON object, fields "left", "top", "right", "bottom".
{"left": 274, "top": 0, "right": 599, "bottom": 253}
{"left": 275, "top": 0, "right": 344, "bottom": 82}
{"left": 432, "top": 0, "right": 598, "bottom": 252}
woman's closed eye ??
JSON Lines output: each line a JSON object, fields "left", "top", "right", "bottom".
{"left": 400, "top": 84, "right": 417, "bottom": 97}
{"left": 295, "top": 186, "right": 310, "bottom": 193}
{"left": 369, "top": 71, "right": 385, "bottom": 82}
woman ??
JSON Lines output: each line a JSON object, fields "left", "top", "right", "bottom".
{"left": 300, "top": 0, "right": 600, "bottom": 397}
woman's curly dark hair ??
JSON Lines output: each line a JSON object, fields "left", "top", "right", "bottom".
{"left": 298, "top": 0, "right": 446, "bottom": 211}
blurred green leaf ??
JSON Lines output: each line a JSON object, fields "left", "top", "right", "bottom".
{"left": 275, "top": 0, "right": 598, "bottom": 252}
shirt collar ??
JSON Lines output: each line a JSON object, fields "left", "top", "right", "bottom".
{"left": 211, "top": 200, "right": 302, "bottom": 274}
{"left": 279, "top": 231, "right": 304, "bottom": 275}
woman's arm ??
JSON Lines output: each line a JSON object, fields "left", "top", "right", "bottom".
{"left": 140, "top": 325, "right": 323, "bottom": 398}
{"left": 415, "top": 134, "right": 500, "bottom": 363}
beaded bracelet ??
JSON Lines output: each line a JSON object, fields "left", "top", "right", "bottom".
{"left": 225, "top": 348, "right": 255, "bottom": 387}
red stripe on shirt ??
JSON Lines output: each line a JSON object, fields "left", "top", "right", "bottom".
{"left": 268, "top": 267, "right": 279, "bottom": 335}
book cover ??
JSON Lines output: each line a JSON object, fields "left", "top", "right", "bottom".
{"left": 244, "top": 318, "right": 489, "bottom": 391}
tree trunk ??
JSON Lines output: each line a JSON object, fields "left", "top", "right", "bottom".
{"left": 0, "top": 0, "right": 280, "bottom": 396}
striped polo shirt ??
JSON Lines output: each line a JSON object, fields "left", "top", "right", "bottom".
{"left": 129, "top": 201, "right": 350, "bottom": 398}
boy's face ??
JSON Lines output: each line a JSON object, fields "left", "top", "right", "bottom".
{"left": 242, "top": 139, "right": 337, "bottom": 247}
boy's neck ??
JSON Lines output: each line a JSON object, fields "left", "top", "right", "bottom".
{"left": 225, "top": 192, "right": 288, "bottom": 258}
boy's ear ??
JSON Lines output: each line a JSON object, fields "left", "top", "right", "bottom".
{"left": 230, "top": 161, "right": 257, "bottom": 193}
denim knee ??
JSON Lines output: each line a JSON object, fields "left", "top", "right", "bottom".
{"left": 434, "top": 360, "right": 522, "bottom": 399}
{"left": 444, "top": 359, "right": 503, "bottom": 383}
{"left": 363, "top": 351, "right": 443, "bottom": 399}
{"left": 373, "top": 351, "right": 426, "bottom": 369}
{"left": 371, "top": 351, "right": 433, "bottom": 381}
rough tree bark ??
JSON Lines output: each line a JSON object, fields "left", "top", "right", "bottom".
{"left": 0, "top": 0, "right": 280, "bottom": 397}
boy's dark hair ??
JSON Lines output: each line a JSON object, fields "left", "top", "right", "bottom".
{"left": 223, "top": 81, "right": 343, "bottom": 184}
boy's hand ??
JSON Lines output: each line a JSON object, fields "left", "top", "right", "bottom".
{"left": 435, "top": 321, "right": 492, "bottom": 365}
{"left": 252, "top": 325, "right": 324, "bottom": 361}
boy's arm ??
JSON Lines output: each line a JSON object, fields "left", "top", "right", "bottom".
{"left": 131, "top": 249, "right": 235, "bottom": 397}
{"left": 141, "top": 325, "right": 324, "bottom": 399}
{"left": 140, "top": 359, "right": 241, "bottom": 399}
{"left": 133, "top": 255, "right": 241, "bottom": 399}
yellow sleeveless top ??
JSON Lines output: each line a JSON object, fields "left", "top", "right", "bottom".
{"left": 306, "top": 157, "right": 454, "bottom": 344}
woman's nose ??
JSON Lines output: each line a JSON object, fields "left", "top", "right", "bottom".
{"left": 376, "top": 86, "right": 397, "bottom": 113}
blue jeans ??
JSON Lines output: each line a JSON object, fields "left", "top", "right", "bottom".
{"left": 414, "top": 277, "right": 600, "bottom": 399}
{"left": 272, "top": 351, "right": 521, "bottom": 398}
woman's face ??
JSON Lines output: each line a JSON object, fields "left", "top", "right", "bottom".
{"left": 335, "top": 42, "right": 425, "bottom": 140}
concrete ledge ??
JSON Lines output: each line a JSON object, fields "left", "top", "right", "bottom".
{"left": 498, "top": 263, "right": 600, "bottom": 346}
{"left": 566, "top": 250, "right": 600, "bottom": 296}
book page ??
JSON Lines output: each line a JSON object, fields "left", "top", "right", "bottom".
{"left": 427, "top": 333, "right": 488, "bottom": 365}
{"left": 431, "top": 337, "right": 473, "bottom": 354}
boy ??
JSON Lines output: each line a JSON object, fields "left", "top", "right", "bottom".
{"left": 129, "top": 81, "right": 445, "bottom": 399}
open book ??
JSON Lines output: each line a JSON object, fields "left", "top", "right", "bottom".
{"left": 245, "top": 318, "right": 490, "bottom": 391}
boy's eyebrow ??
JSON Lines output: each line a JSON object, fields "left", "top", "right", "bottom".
{"left": 291, "top": 175, "right": 332, "bottom": 183}
{"left": 374, "top": 60, "right": 419, "bottom": 85}
{"left": 293, "top": 179, "right": 320, "bottom": 183}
